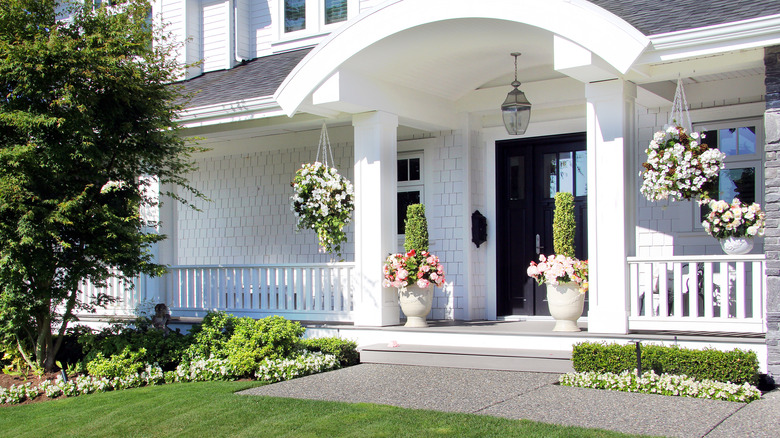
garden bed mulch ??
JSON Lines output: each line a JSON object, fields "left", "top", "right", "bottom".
{"left": 0, "top": 371, "right": 62, "bottom": 406}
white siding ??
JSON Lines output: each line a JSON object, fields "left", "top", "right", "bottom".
{"left": 202, "top": 0, "right": 230, "bottom": 72}
{"left": 249, "top": 0, "right": 275, "bottom": 57}
{"left": 176, "top": 134, "right": 355, "bottom": 266}
{"left": 235, "top": 0, "right": 251, "bottom": 61}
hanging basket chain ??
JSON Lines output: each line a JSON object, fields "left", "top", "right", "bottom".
{"left": 668, "top": 77, "right": 692, "bottom": 131}
{"left": 315, "top": 122, "right": 337, "bottom": 170}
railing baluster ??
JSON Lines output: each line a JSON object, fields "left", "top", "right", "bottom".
{"left": 752, "top": 261, "right": 762, "bottom": 319}
{"left": 736, "top": 261, "right": 746, "bottom": 319}
{"left": 673, "top": 263, "right": 683, "bottom": 317}
{"left": 704, "top": 262, "right": 714, "bottom": 318}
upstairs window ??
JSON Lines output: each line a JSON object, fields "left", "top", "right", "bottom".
{"left": 324, "top": 0, "right": 348, "bottom": 25}
{"left": 283, "top": 0, "right": 350, "bottom": 34}
{"left": 284, "top": 0, "right": 306, "bottom": 33}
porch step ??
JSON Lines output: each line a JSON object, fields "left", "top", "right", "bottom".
{"left": 359, "top": 343, "right": 574, "bottom": 373}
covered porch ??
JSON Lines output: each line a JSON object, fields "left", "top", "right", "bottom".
{"left": 74, "top": 0, "right": 776, "bottom": 371}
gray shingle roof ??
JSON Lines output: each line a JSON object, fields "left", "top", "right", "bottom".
{"left": 589, "top": 0, "right": 780, "bottom": 35}
{"left": 178, "top": 1, "right": 780, "bottom": 110}
{"left": 178, "top": 48, "right": 311, "bottom": 109}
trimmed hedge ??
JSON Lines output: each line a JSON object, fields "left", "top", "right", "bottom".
{"left": 571, "top": 342, "right": 759, "bottom": 386}
{"left": 298, "top": 337, "right": 359, "bottom": 367}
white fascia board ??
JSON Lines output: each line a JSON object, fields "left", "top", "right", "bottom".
{"left": 639, "top": 14, "right": 780, "bottom": 64}
{"left": 176, "top": 96, "right": 286, "bottom": 129}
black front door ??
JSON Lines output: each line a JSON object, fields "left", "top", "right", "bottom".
{"left": 496, "top": 133, "right": 588, "bottom": 316}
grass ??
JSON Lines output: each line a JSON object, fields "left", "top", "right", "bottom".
{"left": 0, "top": 381, "right": 644, "bottom": 437}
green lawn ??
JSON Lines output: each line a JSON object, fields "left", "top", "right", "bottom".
{"left": 0, "top": 381, "right": 645, "bottom": 437}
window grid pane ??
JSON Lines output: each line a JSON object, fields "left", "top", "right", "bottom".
{"left": 285, "top": 0, "right": 306, "bottom": 32}
{"left": 324, "top": 0, "right": 348, "bottom": 25}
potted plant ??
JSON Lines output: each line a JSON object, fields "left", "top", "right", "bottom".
{"left": 527, "top": 192, "right": 588, "bottom": 331}
{"left": 640, "top": 124, "right": 725, "bottom": 202}
{"left": 383, "top": 204, "right": 445, "bottom": 327}
{"left": 290, "top": 161, "right": 354, "bottom": 256}
{"left": 702, "top": 198, "right": 765, "bottom": 255}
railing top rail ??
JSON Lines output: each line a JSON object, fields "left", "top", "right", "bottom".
{"left": 168, "top": 262, "right": 356, "bottom": 269}
{"left": 627, "top": 254, "right": 766, "bottom": 263}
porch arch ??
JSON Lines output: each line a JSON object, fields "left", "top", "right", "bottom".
{"left": 275, "top": 0, "right": 649, "bottom": 116}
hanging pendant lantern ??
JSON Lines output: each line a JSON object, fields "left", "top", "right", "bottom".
{"left": 501, "top": 52, "right": 532, "bottom": 135}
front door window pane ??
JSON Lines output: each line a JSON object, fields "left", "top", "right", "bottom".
{"left": 543, "top": 153, "right": 557, "bottom": 198}
{"left": 285, "top": 0, "right": 306, "bottom": 32}
{"left": 575, "top": 150, "right": 587, "bottom": 196}
{"left": 558, "top": 152, "right": 573, "bottom": 195}
{"left": 509, "top": 156, "right": 524, "bottom": 201}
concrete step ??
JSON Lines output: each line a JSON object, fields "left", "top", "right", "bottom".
{"left": 359, "top": 343, "right": 574, "bottom": 373}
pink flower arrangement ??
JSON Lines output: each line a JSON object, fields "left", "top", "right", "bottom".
{"left": 527, "top": 254, "right": 588, "bottom": 293}
{"left": 383, "top": 249, "right": 445, "bottom": 291}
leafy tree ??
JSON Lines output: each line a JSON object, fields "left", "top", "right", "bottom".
{"left": 0, "top": 0, "right": 204, "bottom": 371}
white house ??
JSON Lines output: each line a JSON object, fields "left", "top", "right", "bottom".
{"left": 80, "top": 0, "right": 780, "bottom": 378}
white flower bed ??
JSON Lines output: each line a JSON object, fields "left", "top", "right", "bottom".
{"left": 559, "top": 370, "right": 760, "bottom": 403}
{"left": 1, "top": 353, "right": 340, "bottom": 405}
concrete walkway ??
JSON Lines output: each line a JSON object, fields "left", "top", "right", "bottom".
{"left": 239, "top": 364, "right": 779, "bottom": 438}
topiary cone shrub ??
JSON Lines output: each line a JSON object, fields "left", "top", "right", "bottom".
{"left": 553, "top": 192, "right": 576, "bottom": 257}
{"left": 404, "top": 204, "right": 429, "bottom": 253}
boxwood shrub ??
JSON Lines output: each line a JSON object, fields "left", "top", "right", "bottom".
{"left": 298, "top": 337, "right": 359, "bottom": 367}
{"left": 571, "top": 342, "right": 759, "bottom": 385}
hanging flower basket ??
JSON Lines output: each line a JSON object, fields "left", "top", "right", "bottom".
{"left": 291, "top": 161, "right": 354, "bottom": 256}
{"left": 640, "top": 124, "right": 724, "bottom": 202}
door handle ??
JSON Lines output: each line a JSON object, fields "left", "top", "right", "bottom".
{"left": 536, "top": 234, "right": 542, "bottom": 254}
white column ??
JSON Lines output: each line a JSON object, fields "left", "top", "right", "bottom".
{"left": 585, "top": 79, "right": 636, "bottom": 334}
{"left": 352, "top": 111, "right": 400, "bottom": 326}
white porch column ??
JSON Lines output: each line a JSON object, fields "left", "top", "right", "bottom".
{"left": 352, "top": 111, "right": 400, "bottom": 326}
{"left": 585, "top": 79, "right": 636, "bottom": 334}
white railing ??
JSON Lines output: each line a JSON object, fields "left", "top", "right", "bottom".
{"left": 627, "top": 255, "right": 766, "bottom": 333}
{"left": 77, "top": 273, "right": 145, "bottom": 316}
{"left": 166, "top": 263, "right": 355, "bottom": 322}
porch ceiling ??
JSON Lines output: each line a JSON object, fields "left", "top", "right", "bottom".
{"left": 342, "top": 18, "right": 564, "bottom": 102}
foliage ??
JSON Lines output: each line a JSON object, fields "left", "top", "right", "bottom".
{"left": 222, "top": 316, "right": 305, "bottom": 376}
{"left": 78, "top": 324, "right": 189, "bottom": 372}
{"left": 701, "top": 198, "right": 765, "bottom": 239}
{"left": 527, "top": 254, "right": 588, "bottom": 293}
{"left": 403, "top": 204, "right": 429, "bottom": 253}
{"left": 298, "top": 337, "right": 359, "bottom": 367}
{"left": 560, "top": 370, "right": 760, "bottom": 403}
{"left": 255, "top": 351, "right": 340, "bottom": 383}
{"left": 571, "top": 342, "right": 759, "bottom": 386}
{"left": 290, "top": 161, "right": 354, "bottom": 256}
{"left": 640, "top": 124, "right": 724, "bottom": 201}
{"left": 0, "top": 0, "right": 205, "bottom": 371}
{"left": 86, "top": 347, "right": 146, "bottom": 379}
{"left": 383, "top": 250, "right": 446, "bottom": 291}
{"left": 182, "top": 311, "right": 237, "bottom": 362}
{"left": 552, "top": 192, "right": 575, "bottom": 257}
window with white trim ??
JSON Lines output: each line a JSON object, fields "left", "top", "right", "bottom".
{"left": 397, "top": 152, "right": 424, "bottom": 235}
{"left": 282, "top": 0, "right": 351, "bottom": 34}
{"left": 694, "top": 118, "right": 764, "bottom": 227}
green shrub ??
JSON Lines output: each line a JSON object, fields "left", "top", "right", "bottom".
{"left": 553, "top": 192, "right": 575, "bottom": 257}
{"left": 404, "top": 204, "right": 429, "bottom": 253}
{"left": 571, "top": 342, "right": 759, "bottom": 385}
{"left": 86, "top": 347, "right": 146, "bottom": 379}
{"left": 182, "top": 311, "right": 237, "bottom": 362}
{"left": 222, "top": 316, "right": 305, "bottom": 376}
{"left": 79, "top": 323, "right": 190, "bottom": 371}
{"left": 299, "top": 337, "right": 359, "bottom": 367}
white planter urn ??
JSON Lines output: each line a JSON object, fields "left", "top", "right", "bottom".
{"left": 399, "top": 285, "right": 434, "bottom": 327}
{"left": 719, "top": 236, "right": 753, "bottom": 255}
{"left": 546, "top": 282, "right": 585, "bottom": 332}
